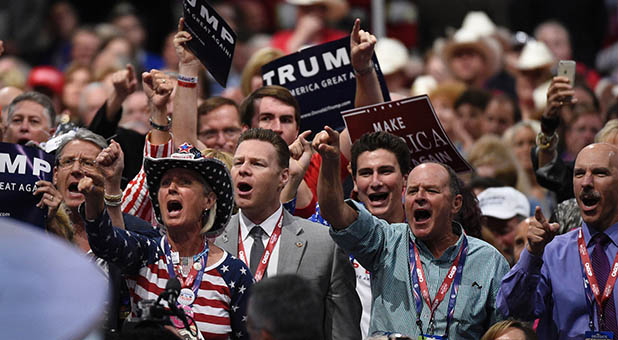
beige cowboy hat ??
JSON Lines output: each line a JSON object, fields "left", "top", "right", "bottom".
{"left": 442, "top": 27, "right": 501, "bottom": 77}
{"left": 286, "top": 0, "right": 349, "bottom": 22}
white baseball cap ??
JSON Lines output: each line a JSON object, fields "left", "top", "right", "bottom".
{"left": 478, "top": 186, "right": 530, "bottom": 220}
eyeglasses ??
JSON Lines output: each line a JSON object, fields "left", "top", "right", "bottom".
{"left": 57, "top": 157, "right": 97, "bottom": 171}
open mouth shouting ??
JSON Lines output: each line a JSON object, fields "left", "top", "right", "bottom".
{"left": 66, "top": 181, "right": 84, "bottom": 199}
{"left": 236, "top": 182, "right": 253, "bottom": 197}
{"left": 579, "top": 191, "right": 601, "bottom": 214}
{"left": 367, "top": 192, "right": 389, "bottom": 206}
{"left": 166, "top": 199, "right": 183, "bottom": 218}
{"left": 413, "top": 208, "right": 432, "bottom": 224}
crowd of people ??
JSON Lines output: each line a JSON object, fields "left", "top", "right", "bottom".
{"left": 3, "top": 0, "right": 618, "bottom": 339}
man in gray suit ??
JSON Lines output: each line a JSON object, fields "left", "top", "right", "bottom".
{"left": 216, "top": 128, "right": 361, "bottom": 340}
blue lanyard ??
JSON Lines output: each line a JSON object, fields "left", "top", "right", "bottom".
{"left": 409, "top": 236, "right": 468, "bottom": 338}
{"left": 163, "top": 236, "right": 208, "bottom": 307}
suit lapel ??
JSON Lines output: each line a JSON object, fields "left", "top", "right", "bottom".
{"left": 216, "top": 214, "right": 240, "bottom": 256}
{"left": 277, "top": 210, "right": 307, "bottom": 274}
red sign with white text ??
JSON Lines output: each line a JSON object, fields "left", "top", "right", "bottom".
{"left": 342, "top": 95, "right": 472, "bottom": 173}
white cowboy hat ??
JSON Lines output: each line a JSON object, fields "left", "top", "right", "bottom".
{"left": 286, "top": 0, "right": 349, "bottom": 21}
{"left": 375, "top": 37, "right": 410, "bottom": 76}
{"left": 517, "top": 40, "right": 554, "bottom": 71}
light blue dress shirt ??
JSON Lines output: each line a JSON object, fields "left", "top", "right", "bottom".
{"left": 330, "top": 201, "right": 509, "bottom": 339}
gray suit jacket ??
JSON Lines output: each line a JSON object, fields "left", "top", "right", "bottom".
{"left": 215, "top": 209, "right": 361, "bottom": 340}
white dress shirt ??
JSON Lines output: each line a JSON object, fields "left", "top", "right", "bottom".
{"left": 238, "top": 205, "right": 283, "bottom": 277}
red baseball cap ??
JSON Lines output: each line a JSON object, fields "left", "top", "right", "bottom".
{"left": 27, "top": 66, "right": 64, "bottom": 96}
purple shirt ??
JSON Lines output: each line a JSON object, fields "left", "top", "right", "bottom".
{"left": 497, "top": 221, "right": 618, "bottom": 340}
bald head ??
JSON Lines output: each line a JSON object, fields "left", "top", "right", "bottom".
{"left": 0, "top": 87, "right": 24, "bottom": 112}
{"left": 573, "top": 143, "right": 618, "bottom": 230}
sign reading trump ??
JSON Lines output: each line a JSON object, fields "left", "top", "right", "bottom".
{"left": 183, "top": 0, "right": 236, "bottom": 87}
{"left": 262, "top": 36, "right": 390, "bottom": 137}
{"left": 0, "top": 143, "right": 55, "bottom": 228}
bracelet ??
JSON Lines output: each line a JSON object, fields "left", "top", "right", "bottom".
{"left": 354, "top": 61, "right": 374, "bottom": 76}
{"left": 177, "top": 74, "right": 198, "bottom": 88}
{"left": 536, "top": 131, "right": 559, "bottom": 151}
{"left": 104, "top": 192, "right": 123, "bottom": 201}
{"left": 150, "top": 116, "right": 172, "bottom": 131}
{"left": 104, "top": 197, "right": 122, "bottom": 207}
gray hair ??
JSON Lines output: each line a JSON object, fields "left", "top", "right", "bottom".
{"left": 7, "top": 91, "right": 56, "bottom": 128}
{"left": 55, "top": 128, "right": 108, "bottom": 158}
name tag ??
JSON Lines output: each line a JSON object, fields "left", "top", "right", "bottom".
{"left": 585, "top": 331, "right": 614, "bottom": 340}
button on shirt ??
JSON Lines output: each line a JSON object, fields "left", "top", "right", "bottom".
{"left": 330, "top": 201, "right": 509, "bottom": 338}
{"left": 239, "top": 205, "right": 283, "bottom": 277}
{"left": 497, "top": 221, "right": 618, "bottom": 340}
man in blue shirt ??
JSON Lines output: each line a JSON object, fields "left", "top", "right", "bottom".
{"left": 314, "top": 126, "right": 509, "bottom": 339}
{"left": 498, "top": 143, "right": 618, "bottom": 339}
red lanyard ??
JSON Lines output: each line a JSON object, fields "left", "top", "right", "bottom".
{"left": 412, "top": 240, "right": 466, "bottom": 328}
{"left": 238, "top": 211, "right": 284, "bottom": 281}
{"left": 578, "top": 228, "right": 618, "bottom": 309}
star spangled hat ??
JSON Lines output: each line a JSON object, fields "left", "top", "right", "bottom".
{"left": 144, "top": 142, "right": 234, "bottom": 237}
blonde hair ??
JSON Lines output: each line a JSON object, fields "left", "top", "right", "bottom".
{"left": 481, "top": 320, "right": 537, "bottom": 340}
{"left": 596, "top": 119, "right": 618, "bottom": 143}
{"left": 198, "top": 148, "right": 237, "bottom": 228}
{"left": 467, "top": 135, "right": 531, "bottom": 194}
{"left": 240, "top": 47, "right": 284, "bottom": 97}
{"left": 502, "top": 120, "right": 541, "bottom": 145}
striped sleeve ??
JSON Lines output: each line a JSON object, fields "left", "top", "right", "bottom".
{"left": 122, "top": 132, "right": 174, "bottom": 224}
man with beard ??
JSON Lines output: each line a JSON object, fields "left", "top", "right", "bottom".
{"left": 498, "top": 143, "right": 618, "bottom": 338}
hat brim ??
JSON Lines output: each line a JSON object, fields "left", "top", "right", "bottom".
{"left": 442, "top": 39, "right": 499, "bottom": 79}
{"left": 144, "top": 156, "right": 235, "bottom": 238}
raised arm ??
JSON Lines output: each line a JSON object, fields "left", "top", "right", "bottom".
{"left": 142, "top": 69, "right": 174, "bottom": 145}
{"left": 281, "top": 130, "right": 314, "bottom": 206}
{"left": 172, "top": 17, "right": 205, "bottom": 150}
{"left": 351, "top": 19, "right": 382, "bottom": 108}
{"left": 96, "top": 140, "right": 126, "bottom": 228}
{"left": 313, "top": 126, "right": 358, "bottom": 229}
{"left": 537, "top": 76, "right": 577, "bottom": 167}
{"left": 106, "top": 64, "right": 138, "bottom": 121}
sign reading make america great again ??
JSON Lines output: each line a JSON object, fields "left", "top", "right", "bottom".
{"left": 0, "top": 143, "right": 55, "bottom": 228}
{"left": 342, "top": 95, "right": 473, "bottom": 173}
{"left": 261, "top": 36, "right": 390, "bottom": 136}
{"left": 183, "top": 0, "right": 236, "bottom": 87}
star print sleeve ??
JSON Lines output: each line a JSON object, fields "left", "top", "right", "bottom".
{"left": 220, "top": 256, "right": 252, "bottom": 340}
{"left": 83, "top": 205, "right": 162, "bottom": 274}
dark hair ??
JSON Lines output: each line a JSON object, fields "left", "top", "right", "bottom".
{"left": 7, "top": 91, "right": 56, "bottom": 128}
{"left": 247, "top": 274, "right": 322, "bottom": 340}
{"left": 351, "top": 131, "right": 411, "bottom": 176}
{"left": 198, "top": 96, "right": 240, "bottom": 117}
{"left": 489, "top": 92, "right": 521, "bottom": 123}
{"left": 239, "top": 85, "right": 300, "bottom": 128}
{"left": 454, "top": 88, "right": 491, "bottom": 111}
{"left": 426, "top": 162, "right": 482, "bottom": 238}
{"left": 574, "top": 78, "right": 601, "bottom": 113}
{"left": 237, "top": 128, "right": 290, "bottom": 169}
